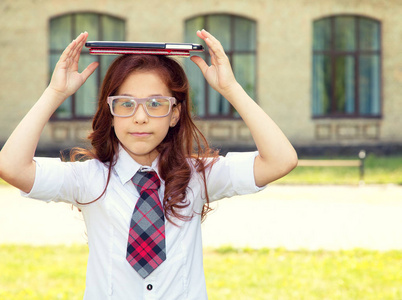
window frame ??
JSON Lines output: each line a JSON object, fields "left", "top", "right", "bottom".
{"left": 312, "top": 15, "right": 382, "bottom": 119}
{"left": 49, "top": 12, "right": 125, "bottom": 121}
{"left": 185, "top": 14, "right": 257, "bottom": 119}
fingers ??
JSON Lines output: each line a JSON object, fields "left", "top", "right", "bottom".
{"left": 193, "top": 29, "right": 237, "bottom": 94}
{"left": 81, "top": 61, "right": 99, "bottom": 82}
{"left": 72, "top": 32, "right": 88, "bottom": 65}
{"left": 59, "top": 32, "right": 88, "bottom": 66}
{"left": 190, "top": 56, "right": 208, "bottom": 75}
{"left": 196, "top": 29, "right": 227, "bottom": 61}
{"left": 58, "top": 39, "right": 76, "bottom": 66}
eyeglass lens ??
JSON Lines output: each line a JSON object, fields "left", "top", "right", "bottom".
{"left": 112, "top": 98, "right": 171, "bottom": 117}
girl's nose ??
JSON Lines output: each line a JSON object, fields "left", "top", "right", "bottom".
{"left": 132, "top": 104, "right": 149, "bottom": 124}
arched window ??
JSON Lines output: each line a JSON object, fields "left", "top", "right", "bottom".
{"left": 184, "top": 14, "right": 257, "bottom": 118}
{"left": 312, "top": 15, "right": 381, "bottom": 118}
{"left": 49, "top": 13, "right": 125, "bottom": 119}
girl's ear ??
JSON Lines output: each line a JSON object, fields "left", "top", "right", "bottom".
{"left": 170, "top": 103, "right": 181, "bottom": 127}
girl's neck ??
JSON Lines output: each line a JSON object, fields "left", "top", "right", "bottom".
{"left": 121, "top": 144, "right": 159, "bottom": 166}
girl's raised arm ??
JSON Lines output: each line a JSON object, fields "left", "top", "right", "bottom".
{"left": 191, "top": 30, "right": 298, "bottom": 187}
{"left": 0, "top": 32, "right": 98, "bottom": 193}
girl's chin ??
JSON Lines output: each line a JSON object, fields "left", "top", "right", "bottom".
{"left": 122, "top": 146, "right": 159, "bottom": 165}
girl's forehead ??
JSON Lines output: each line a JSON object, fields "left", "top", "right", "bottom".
{"left": 118, "top": 70, "right": 171, "bottom": 96}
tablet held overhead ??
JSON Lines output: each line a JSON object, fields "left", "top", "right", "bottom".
{"left": 85, "top": 41, "right": 204, "bottom": 57}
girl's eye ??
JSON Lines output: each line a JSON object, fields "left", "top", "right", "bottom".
{"left": 121, "top": 100, "right": 134, "bottom": 108}
{"left": 147, "top": 99, "right": 163, "bottom": 108}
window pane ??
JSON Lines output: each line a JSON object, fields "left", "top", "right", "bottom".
{"left": 75, "top": 13, "right": 99, "bottom": 42}
{"left": 185, "top": 17, "right": 205, "bottom": 47}
{"left": 208, "top": 50, "right": 229, "bottom": 116}
{"left": 312, "top": 54, "right": 331, "bottom": 115}
{"left": 50, "top": 15, "right": 72, "bottom": 50}
{"left": 335, "top": 17, "right": 356, "bottom": 51}
{"left": 233, "top": 54, "right": 255, "bottom": 99}
{"left": 313, "top": 18, "right": 331, "bottom": 51}
{"left": 335, "top": 56, "right": 355, "bottom": 114}
{"left": 102, "top": 15, "right": 125, "bottom": 40}
{"left": 100, "top": 55, "right": 117, "bottom": 80}
{"left": 75, "top": 55, "right": 98, "bottom": 117}
{"left": 359, "top": 55, "right": 380, "bottom": 115}
{"left": 208, "top": 87, "right": 229, "bottom": 116}
{"left": 55, "top": 97, "right": 73, "bottom": 119}
{"left": 312, "top": 16, "right": 381, "bottom": 118}
{"left": 185, "top": 17, "right": 207, "bottom": 116}
{"left": 359, "top": 18, "right": 380, "bottom": 51}
{"left": 184, "top": 55, "right": 206, "bottom": 116}
{"left": 234, "top": 17, "right": 256, "bottom": 51}
{"left": 75, "top": 14, "right": 99, "bottom": 116}
{"left": 208, "top": 15, "right": 231, "bottom": 51}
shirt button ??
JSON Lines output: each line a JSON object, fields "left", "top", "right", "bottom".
{"left": 147, "top": 284, "right": 153, "bottom": 291}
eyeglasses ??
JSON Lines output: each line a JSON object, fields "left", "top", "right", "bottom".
{"left": 107, "top": 96, "right": 177, "bottom": 118}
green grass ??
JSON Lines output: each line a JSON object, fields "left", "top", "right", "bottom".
{"left": 205, "top": 246, "right": 402, "bottom": 300}
{"left": 0, "top": 245, "right": 87, "bottom": 300}
{"left": 276, "top": 154, "right": 402, "bottom": 185}
{"left": 1, "top": 245, "right": 401, "bottom": 299}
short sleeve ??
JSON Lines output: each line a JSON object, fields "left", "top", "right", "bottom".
{"left": 21, "top": 157, "right": 66, "bottom": 202}
{"left": 21, "top": 157, "right": 106, "bottom": 205}
{"left": 206, "top": 151, "right": 266, "bottom": 202}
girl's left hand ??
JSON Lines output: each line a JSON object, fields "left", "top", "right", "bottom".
{"left": 191, "top": 30, "right": 238, "bottom": 96}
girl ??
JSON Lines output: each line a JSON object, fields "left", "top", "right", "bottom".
{"left": 0, "top": 30, "right": 297, "bottom": 299}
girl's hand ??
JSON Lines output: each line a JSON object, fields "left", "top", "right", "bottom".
{"left": 48, "top": 32, "right": 98, "bottom": 100}
{"left": 191, "top": 30, "right": 238, "bottom": 97}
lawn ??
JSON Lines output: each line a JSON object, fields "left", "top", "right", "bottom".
{"left": 1, "top": 245, "right": 401, "bottom": 300}
{"left": 276, "top": 154, "right": 402, "bottom": 185}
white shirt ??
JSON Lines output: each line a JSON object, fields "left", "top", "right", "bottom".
{"left": 24, "top": 146, "right": 263, "bottom": 299}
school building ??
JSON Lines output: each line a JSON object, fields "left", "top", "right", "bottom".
{"left": 1, "top": 0, "right": 402, "bottom": 156}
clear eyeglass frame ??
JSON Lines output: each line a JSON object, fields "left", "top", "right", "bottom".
{"left": 107, "top": 96, "right": 177, "bottom": 118}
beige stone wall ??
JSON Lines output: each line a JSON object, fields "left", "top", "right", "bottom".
{"left": 1, "top": 0, "right": 402, "bottom": 153}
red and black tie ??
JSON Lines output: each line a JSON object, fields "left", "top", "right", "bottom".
{"left": 126, "top": 171, "right": 166, "bottom": 278}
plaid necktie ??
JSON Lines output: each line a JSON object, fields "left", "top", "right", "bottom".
{"left": 126, "top": 170, "right": 166, "bottom": 278}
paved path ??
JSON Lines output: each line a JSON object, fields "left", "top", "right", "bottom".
{"left": 1, "top": 184, "right": 401, "bottom": 250}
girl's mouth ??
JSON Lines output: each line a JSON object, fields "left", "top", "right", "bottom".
{"left": 130, "top": 132, "right": 151, "bottom": 137}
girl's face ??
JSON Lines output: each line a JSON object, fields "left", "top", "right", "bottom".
{"left": 112, "top": 70, "right": 180, "bottom": 166}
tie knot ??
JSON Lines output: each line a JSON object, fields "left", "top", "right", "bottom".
{"left": 132, "top": 171, "right": 161, "bottom": 193}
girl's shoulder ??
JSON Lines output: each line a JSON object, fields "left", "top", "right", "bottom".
{"left": 188, "top": 151, "right": 259, "bottom": 174}
{"left": 187, "top": 155, "right": 221, "bottom": 174}
{"left": 64, "top": 157, "right": 109, "bottom": 179}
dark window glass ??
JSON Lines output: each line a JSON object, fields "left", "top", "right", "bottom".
{"left": 312, "top": 16, "right": 381, "bottom": 118}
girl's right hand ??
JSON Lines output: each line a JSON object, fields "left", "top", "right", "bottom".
{"left": 48, "top": 32, "right": 98, "bottom": 101}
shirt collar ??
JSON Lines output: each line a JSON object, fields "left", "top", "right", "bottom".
{"left": 114, "top": 144, "right": 160, "bottom": 185}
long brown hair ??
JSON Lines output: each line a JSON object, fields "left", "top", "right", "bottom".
{"left": 71, "top": 55, "right": 218, "bottom": 223}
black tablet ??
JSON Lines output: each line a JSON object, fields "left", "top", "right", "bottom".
{"left": 85, "top": 41, "right": 204, "bottom": 56}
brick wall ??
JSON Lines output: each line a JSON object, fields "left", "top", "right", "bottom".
{"left": 1, "top": 0, "right": 402, "bottom": 154}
